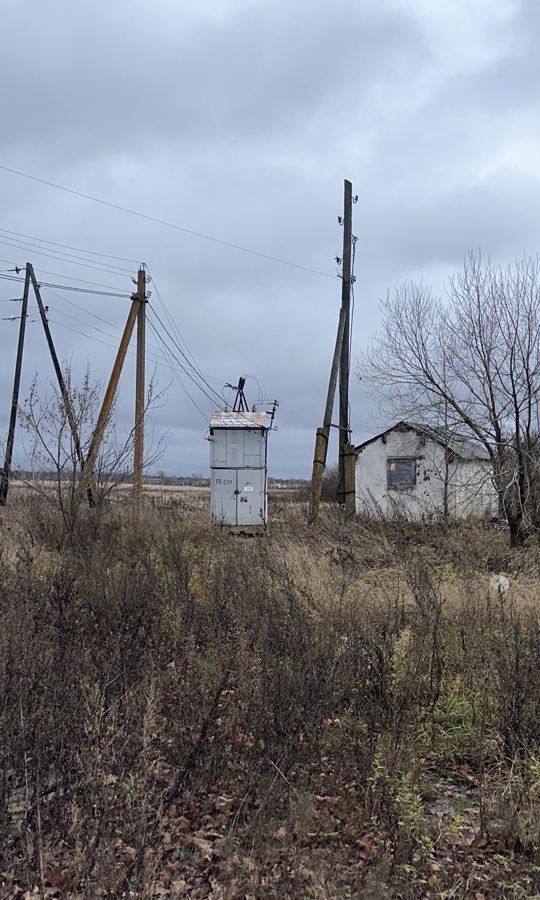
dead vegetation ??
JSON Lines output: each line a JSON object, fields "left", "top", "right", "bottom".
{"left": 1, "top": 498, "right": 540, "bottom": 898}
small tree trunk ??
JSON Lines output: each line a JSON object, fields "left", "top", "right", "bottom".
{"left": 508, "top": 511, "right": 526, "bottom": 546}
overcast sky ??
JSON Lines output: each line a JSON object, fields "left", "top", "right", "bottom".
{"left": 1, "top": 0, "right": 538, "bottom": 477}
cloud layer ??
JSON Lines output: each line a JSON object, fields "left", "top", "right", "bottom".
{"left": 0, "top": 0, "right": 538, "bottom": 476}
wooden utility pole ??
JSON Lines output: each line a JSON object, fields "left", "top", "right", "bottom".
{"left": 0, "top": 264, "right": 31, "bottom": 505}
{"left": 29, "top": 265, "right": 88, "bottom": 484}
{"left": 134, "top": 267, "right": 146, "bottom": 507}
{"left": 338, "top": 179, "right": 353, "bottom": 505}
{"left": 78, "top": 287, "right": 141, "bottom": 500}
{"left": 309, "top": 307, "right": 346, "bottom": 524}
{"left": 309, "top": 179, "right": 357, "bottom": 524}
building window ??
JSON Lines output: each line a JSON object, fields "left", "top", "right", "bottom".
{"left": 387, "top": 458, "right": 416, "bottom": 490}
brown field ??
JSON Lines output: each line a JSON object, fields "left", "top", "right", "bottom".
{"left": 1, "top": 491, "right": 540, "bottom": 898}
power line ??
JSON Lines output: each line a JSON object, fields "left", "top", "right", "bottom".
{"left": 0, "top": 226, "right": 139, "bottom": 265}
{"left": 44, "top": 282, "right": 229, "bottom": 422}
{"left": 0, "top": 259, "right": 132, "bottom": 293}
{"left": 35, "top": 293, "right": 259, "bottom": 430}
{"left": 46, "top": 316, "right": 206, "bottom": 401}
{"left": 0, "top": 272, "right": 130, "bottom": 298}
{"left": 4, "top": 255, "right": 226, "bottom": 402}
{"left": 146, "top": 317, "right": 211, "bottom": 422}
{"left": 147, "top": 308, "right": 222, "bottom": 408}
{"left": 0, "top": 235, "right": 134, "bottom": 277}
{"left": 146, "top": 307, "right": 264, "bottom": 426}
{"left": 41, "top": 282, "right": 214, "bottom": 388}
{"left": 147, "top": 307, "right": 269, "bottom": 426}
{"left": 146, "top": 270, "right": 224, "bottom": 389}
{"left": 147, "top": 270, "right": 208, "bottom": 380}
{"left": 147, "top": 307, "right": 261, "bottom": 427}
{"left": 148, "top": 305, "right": 224, "bottom": 403}
{"left": 0, "top": 163, "right": 335, "bottom": 280}
{"left": 47, "top": 306, "right": 127, "bottom": 342}
{"left": 42, "top": 286, "right": 125, "bottom": 329}
{"left": 44, "top": 286, "right": 195, "bottom": 374}
{"left": 147, "top": 306, "right": 224, "bottom": 408}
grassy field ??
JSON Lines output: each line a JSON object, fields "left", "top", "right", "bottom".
{"left": 1, "top": 494, "right": 540, "bottom": 898}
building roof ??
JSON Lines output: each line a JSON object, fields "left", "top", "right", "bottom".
{"left": 355, "top": 421, "right": 491, "bottom": 461}
{"left": 210, "top": 410, "right": 270, "bottom": 429}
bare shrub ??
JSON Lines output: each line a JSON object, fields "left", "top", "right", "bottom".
{"left": 1, "top": 501, "right": 540, "bottom": 895}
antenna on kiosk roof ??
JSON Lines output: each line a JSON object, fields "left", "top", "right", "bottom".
{"left": 231, "top": 376, "right": 248, "bottom": 413}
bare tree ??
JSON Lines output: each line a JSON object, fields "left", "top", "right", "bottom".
{"left": 18, "top": 367, "right": 166, "bottom": 532}
{"left": 360, "top": 253, "right": 540, "bottom": 544}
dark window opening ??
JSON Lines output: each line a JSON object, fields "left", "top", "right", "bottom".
{"left": 387, "top": 458, "right": 416, "bottom": 490}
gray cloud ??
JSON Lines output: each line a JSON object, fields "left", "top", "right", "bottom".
{"left": 1, "top": 0, "right": 539, "bottom": 477}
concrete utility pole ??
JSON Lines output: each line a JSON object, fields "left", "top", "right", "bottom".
{"left": 338, "top": 179, "right": 353, "bottom": 506}
{"left": 134, "top": 266, "right": 146, "bottom": 507}
{"left": 0, "top": 264, "right": 31, "bottom": 505}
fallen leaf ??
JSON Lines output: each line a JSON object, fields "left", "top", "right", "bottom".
{"left": 214, "top": 795, "right": 233, "bottom": 813}
{"left": 190, "top": 836, "right": 213, "bottom": 858}
{"left": 44, "top": 865, "right": 69, "bottom": 889}
{"left": 357, "top": 836, "right": 376, "bottom": 860}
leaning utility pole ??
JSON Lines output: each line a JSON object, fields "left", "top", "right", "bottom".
{"left": 78, "top": 275, "right": 143, "bottom": 501}
{"left": 134, "top": 267, "right": 146, "bottom": 507}
{"left": 0, "top": 264, "right": 31, "bottom": 505}
{"left": 309, "top": 179, "right": 357, "bottom": 524}
{"left": 309, "top": 307, "right": 346, "bottom": 524}
{"left": 29, "top": 265, "right": 89, "bottom": 483}
{"left": 338, "top": 179, "right": 353, "bottom": 505}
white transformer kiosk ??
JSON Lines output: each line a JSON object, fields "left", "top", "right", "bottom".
{"left": 209, "top": 379, "right": 277, "bottom": 530}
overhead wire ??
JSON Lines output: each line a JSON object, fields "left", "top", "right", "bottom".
{"left": 0, "top": 271, "right": 130, "bottom": 298}
{"left": 147, "top": 306, "right": 226, "bottom": 409}
{"left": 147, "top": 306, "right": 223, "bottom": 409}
{"left": 2, "top": 262, "right": 266, "bottom": 433}
{"left": 147, "top": 309, "right": 268, "bottom": 426}
{"left": 146, "top": 315, "right": 211, "bottom": 422}
{"left": 45, "top": 316, "right": 209, "bottom": 405}
{"left": 0, "top": 163, "right": 336, "bottom": 280}
{"left": 143, "top": 276, "right": 266, "bottom": 425}
{"left": 350, "top": 235, "right": 357, "bottom": 364}
{"left": 0, "top": 263, "right": 245, "bottom": 416}
{"left": 146, "top": 269, "right": 224, "bottom": 389}
{"left": 0, "top": 272, "right": 209, "bottom": 405}
{"left": 244, "top": 374, "right": 268, "bottom": 403}
{"left": 146, "top": 303, "right": 262, "bottom": 426}
{"left": 47, "top": 305, "right": 127, "bottom": 343}
{"left": 0, "top": 226, "right": 139, "bottom": 265}
{"left": 347, "top": 232, "right": 357, "bottom": 439}
{"left": 0, "top": 235, "right": 134, "bottom": 277}
{"left": 0, "top": 260, "right": 132, "bottom": 293}
{"left": 0, "top": 220, "right": 275, "bottom": 426}
{"left": 41, "top": 286, "right": 126, "bottom": 330}
{"left": 42, "top": 285, "right": 202, "bottom": 381}
{"left": 1, "top": 245, "right": 226, "bottom": 400}
{"left": 146, "top": 272, "right": 205, "bottom": 375}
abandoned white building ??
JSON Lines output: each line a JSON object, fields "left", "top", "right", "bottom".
{"left": 355, "top": 422, "right": 498, "bottom": 519}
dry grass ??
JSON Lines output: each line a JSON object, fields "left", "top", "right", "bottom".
{"left": 0, "top": 498, "right": 540, "bottom": 897}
